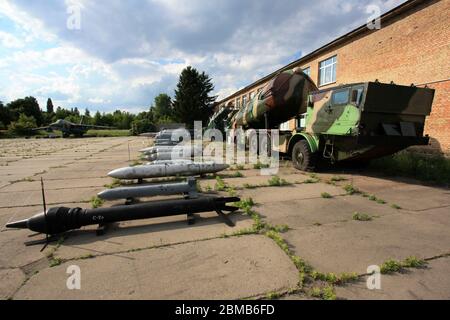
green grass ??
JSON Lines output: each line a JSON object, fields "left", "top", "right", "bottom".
{"left": 268, "top": 175, "right": 290, "bottom": 187}
{"left": 391, "top": 204, "right": 402, "bottom": 210}
{"left": 214, "top": 176, "right": 227, "bottom": 191}
{"left": 344, "top": 184, "right": 360, "bottom": 195}
{"left": 303, "top": 178, "right": 319, "bottom": 184}
{"left": 265, "top": 291, "right": 281, "bottom": 300}
{"left": 233, "top": 171, "right": 244, "bottom": 178}
{"left": 321, "top": 192, "right": 332, "bottom": 199}
{"left": 49, "top": 257, "right": 63, "bottom": 268}
{"left": 309, "top": 286, "right": 337, "bottom": 300}
{"left": 311, "top": 271, "right": 359, "bottom": 285}
{"left": 253, "top": 161, "right": 270, "bottom": 170}
{"left": 352, "top": 212, "right": 373, "bottom": 222}
{"left": 90, "top": 196, "right": 105, "bottom": 209}
{"left": 370, "top": 151, "right": 450, "bottom": 185}
{"left": 380, "top": 257, "right": 427, "bottom": 274}
{"left": 331, "top": 176, "right": 347, "bottom": 182}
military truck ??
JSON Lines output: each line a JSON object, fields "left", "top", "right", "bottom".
{"left": 228, "top": 68, "right": 435, "bottom": 171}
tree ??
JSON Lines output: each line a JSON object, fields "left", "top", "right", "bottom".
{"left": 6, "top": 97, "right": 43, "bottom": 126}
{"left": 46, "top": 98, "right": 54, "bottom": 114}
{"left": 153, "top": 93, "right": 173, "bottom": 121}
{"left": 0, "top": 101, "right": 10, "bottom": 128}
{"left": 172, "top": 66, "right": 216, "bottom": 128}
{"left": 7, "top": 114, "right": 37, "bottom": 135}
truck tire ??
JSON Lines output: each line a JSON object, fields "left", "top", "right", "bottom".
{"left": 292, "top": 140, "right": 317, "bottom": 171}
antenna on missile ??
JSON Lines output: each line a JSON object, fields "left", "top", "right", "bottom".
{"left": 40, "top": 177, "right": 49, "bottom": 252}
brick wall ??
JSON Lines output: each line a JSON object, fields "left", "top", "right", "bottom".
{"left": 221, "top": 0, "right": 449, "bottom": 154}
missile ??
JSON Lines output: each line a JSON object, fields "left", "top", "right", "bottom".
{"left": 139, "top": 145, "right": 202, "bottom": 155}
{"left": 108, "top": 162, "right": 229, "bottom": 180}
{"left": 6, "top": 196, "right": 240, "bottom": 234}
{"left": 98, "top": 177, "right": 198, "bottom": 201}
{"left": 144, "top": 151, "right": 192, "bottom": 162}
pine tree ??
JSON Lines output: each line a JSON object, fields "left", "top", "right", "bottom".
{"left": 46, "top": 98, "right": 54, "bottom": 114}
{"left": 172, "top": 66, "right": 216, "bottom": 128}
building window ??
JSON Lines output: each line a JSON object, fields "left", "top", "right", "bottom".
{"left": 318, "top": 55, "right": 337, "bottom": 86}
{"left": 242, "top": 96, "right": 247, "bottom": 107}
{"left": 235, "top": 98, "right": 240, "bottom": 109}
{"left": 303, "top": 67, "right": 311, "bottom": 76}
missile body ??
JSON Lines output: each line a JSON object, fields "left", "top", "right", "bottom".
{"left": 6, "top": 196, "right": 240, "bottom": 234}
{"left": 139, "top": 145, "right": 202, "bottom": 155}
{"left": 98, "top": 178, "right": 198, "bottom": 201}
{"left": 108, "top": 162, "right": 229, "bottom": 180}
{"left": 144, "top": 151, "right": 191, "bottom": 162}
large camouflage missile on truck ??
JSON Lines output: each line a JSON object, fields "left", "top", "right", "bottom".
{"left": 231, "top": 67, "right": 317, "bottom": 129}
{"left": 227, "top": 66, "right": 435, "bottom": 171}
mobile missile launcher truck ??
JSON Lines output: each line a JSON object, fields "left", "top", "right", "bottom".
{"left": 229, "top": 68, "right": 435, "bottom": 171}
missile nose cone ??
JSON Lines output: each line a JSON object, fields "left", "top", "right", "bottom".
{"left": 108, "top": 167, "right": 131, "bottom": 179}
{"left": 215, "top": 163, "right": 229, "bottom": 171}
{"left": 6, "top": 219, "right": 29, "bottom": 229}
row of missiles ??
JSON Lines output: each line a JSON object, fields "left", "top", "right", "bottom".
{"left": 6, "top": 136, "right": 238, "bottom": 241}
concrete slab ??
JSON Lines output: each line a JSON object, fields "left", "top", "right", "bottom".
{"left": 350, "top": 176, "right": 450, "bottom": 211}
{"left": 54, "top": 211, "right": 254, "bottom": 260}
{"left": 0, "top": 268, "right": 26, "bottom": 300}
{"left": 284, "top": 209, "right": 450, "bottom": 274}
{"left": 0, "top": 177, "right": 112, "bottom": 192}
{"left": 15, "top": 235, "right": 299, "bottom": 300}
{"left": 237, "top": 183, "right": 346, "bottom": 205}
{"left": 256, "top": 195, "right": 400, "bottom": 229}
{"left": 336, "top": 256, "right": 450, "bottom": 300}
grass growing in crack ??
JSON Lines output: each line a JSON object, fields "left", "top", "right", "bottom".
{"left": 49, "top": 257, "right": 63, "bottom": 268}
{"left": 352, "top": 212, "right": 372, "bottom": 222}
{"left": 377, "top": 199, "right": 387, "bottom": 204}
{"left": 391, "top": 204, "right": 402, "bottom": 210}
{"left": 303, "top": 178, "right": 319, "bottom": 184}
{"left": 233, "top": 171, "right": 244, "bottom": 178}
{"left": 214, "top": 176, "right": 227, "bottom": 192}
{"left": 321, "top": 192, "right": 332, "bottom": 199}
{"left": 268, "top": 175, "right": 290, "bottom": 187}
{"left": 403, "top": 256, "right": 427, "bottom": 269}
{"left": 90, "top": 196, "right": 105, "bottom": 209}
{"left": 253, "top": 162, "right": 270, "bottom": 170}
{"left": 309, "top": 286, "right": 337, "bottom": 300}
{"left": 265, "top": 291, "right": 281, "bottom": 300}
{"left": 331, "top": 176, "right": 347, "bottom": 182}
{"left": 344, "top": 184, "right": 360, "bottom": 195}
{"left": 380, "top": 257, "right": 427, "bottom": 274}
{"left": 311, "top": 271, "right": 359, "bottom": 285}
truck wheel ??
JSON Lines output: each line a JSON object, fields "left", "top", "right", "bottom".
{"left": 292, "top": 140, "right": 317, "bottom": 171}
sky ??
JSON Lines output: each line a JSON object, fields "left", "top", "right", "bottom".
{"left": 0, "top": 0, "right": 406, "bottom": 113}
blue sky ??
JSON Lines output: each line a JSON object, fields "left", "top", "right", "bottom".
{"left": 0, "top": 0, "right": 405, "bottom": 113}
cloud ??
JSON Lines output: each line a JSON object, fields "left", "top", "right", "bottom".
{"left": 0, "top": 0, "right": 406, "bottom": 111}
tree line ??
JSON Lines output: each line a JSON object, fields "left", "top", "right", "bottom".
{"left": 0, "top": 66, "right": 216, "bottom": 136}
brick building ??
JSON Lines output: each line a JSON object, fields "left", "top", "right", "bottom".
{"left": 217, "top": 0, "right": 449, "bottom": 154}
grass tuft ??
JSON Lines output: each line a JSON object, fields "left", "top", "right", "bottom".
{"left": 352, "top": 212, "right": 373, "bottom": 222}
{"left": 321, "top": 192, "right": 332, "bottom": 199}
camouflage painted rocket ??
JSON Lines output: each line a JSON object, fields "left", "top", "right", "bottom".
{"left": 231, "top": 68, "right": 317, "bottom": 129}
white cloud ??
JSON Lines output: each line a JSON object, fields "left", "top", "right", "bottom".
{"left": 0, "top": 0, "right": 407, "bottom": 110}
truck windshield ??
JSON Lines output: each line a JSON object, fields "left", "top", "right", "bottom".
{"left": 332, "top": 89, "right": 350, "bottom": 105}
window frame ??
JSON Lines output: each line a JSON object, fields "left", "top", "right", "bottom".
{"left": 331, "top": 88, "right": 350, "bottom": 106}
{"left": 318, "top": 55, "right": 337, "bottom": 87}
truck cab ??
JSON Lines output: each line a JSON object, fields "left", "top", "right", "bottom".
{"left": 283, "top": 81, "right": 434, "bottom": 171}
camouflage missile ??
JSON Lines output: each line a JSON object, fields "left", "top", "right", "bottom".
{"left": 108, "top": 162, "right": 229, "bottom": 180}
{"left": 231, "top": 67, "right": 317, "bottom": 129}
{"left": 6, "top": 196, "right": 240, "bottom": 234}
{"left": 98, "top": 177, "right": 198, "bottom": 201}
